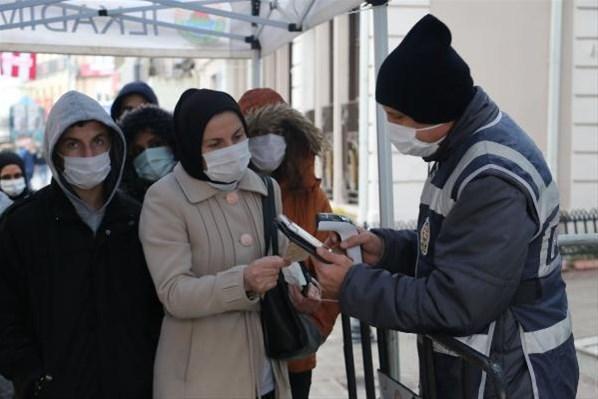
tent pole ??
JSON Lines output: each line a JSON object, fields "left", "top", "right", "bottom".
{"left": 357, "top": 7, "right": 370, "bottom": 225}
{"left": 371, "top": 0, "right": 401, "bottom": 382}
{"left": 372, "top": 2, "right": 393, "bottom": 229}
{"left": 252, "top": 49, "right": 261, "bottom": 88}
{"left": 546, "top": 0, "right": 563, "bottom": 176}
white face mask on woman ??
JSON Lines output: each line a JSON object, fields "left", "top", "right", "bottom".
{"left": 203, "top": 140, "right": 251, "bottom": 191}
{"left": 387, "top": 122, "right": 446, "bottom": 157}
{"left": 0, "top": 177, "right": 26, "bottom": 197}
{"left": 249, "top": 134, "right": 287, "bottom": 173}
{"left": 63, "top": 151, "right": 112, "bottom": 190}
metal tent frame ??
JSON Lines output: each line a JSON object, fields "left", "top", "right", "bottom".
{"left": 0, "top": 0, "right": 395, "bottom": 231}
{"left": 0, "top": 1, "right": 365, "bottom": 61}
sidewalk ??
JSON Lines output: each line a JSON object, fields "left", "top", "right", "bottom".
{"left": 567, "top": 269, "right": 598, "bottom": 399}
{"left": 310, "top": 268, "right": 598, "bottom": 398}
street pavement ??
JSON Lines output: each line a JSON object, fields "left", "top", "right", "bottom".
{"left": 310, "top": 269, "right": 598, "bottom": 398}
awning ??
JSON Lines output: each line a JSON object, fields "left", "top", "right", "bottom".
{"left": 0, "top": 0, "right": 362, "bottom": 58}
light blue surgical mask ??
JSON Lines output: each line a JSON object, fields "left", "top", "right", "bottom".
{"left": 133, "top": 146, "right": 176, "bottom": 182}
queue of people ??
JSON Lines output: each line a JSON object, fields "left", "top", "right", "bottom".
{"left": 0, "top": 13, "right": 578, "bottom": 399}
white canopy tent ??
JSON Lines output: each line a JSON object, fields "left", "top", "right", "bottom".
{"left": 0, "top": 0, "right": 400, "bottom": 389}
{"left": 0, "top": 0, "right": 394, "bottom": 237}
{"left": 1, "top": 0, "right": 361, "bottom": 57}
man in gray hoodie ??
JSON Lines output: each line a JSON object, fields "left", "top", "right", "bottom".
{"left": 0, "top": 91, "right": 162, "bottom": 399}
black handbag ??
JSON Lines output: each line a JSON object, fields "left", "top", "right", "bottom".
{"left": 259, "top": 176, "right": 321, "bottom": 360}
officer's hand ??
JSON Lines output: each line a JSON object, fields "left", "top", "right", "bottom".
{"left": 312, "top": 247, "right": 353, "bottom": 300}
{"left": 336, "top": 229, "right": 384, "bottom": 265}
{"left": 244, "top": 256, "right": 287, "bottom": 295}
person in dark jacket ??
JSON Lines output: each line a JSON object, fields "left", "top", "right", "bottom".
{"left": 0, "top": 190, "right": 13, "bottom": 399}
{"left": 0, "top": 151, "right": 32, "bottom": 202}
{"left": 313, "top": 14, "right": 578, "bottom": 399}
{"left": 119, "top": 105, "right": 177, "bottom": 203}
{"left": 0, "top": 90, "right": 162, "bottom": 399}
{"left": 110, "top": 81, "right": 159, "bottom": 121}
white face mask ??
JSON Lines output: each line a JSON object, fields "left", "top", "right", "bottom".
{"left": 203, "top": 140, "right": 251, "bottom": 191}
{"left": 387, "top": 122, "right": 446, "bottom": 157}
{"left": 133, "top": 146, "right": 176, "bottom": 182}
{"left": 249, "top": 134, "right": 287, "bottom": 173}
{"left": 63, "top": 151, "right": 112, "bottom": 190}
{"left": 0, "top": 177, "right": 26, "bottom": 198}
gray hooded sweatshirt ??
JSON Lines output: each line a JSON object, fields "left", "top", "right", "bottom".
{"left": 0, "top": 192, "right": 11, "bottom": 216}
{"left": 43, "top": 91, "right": 126, "bottom": 232}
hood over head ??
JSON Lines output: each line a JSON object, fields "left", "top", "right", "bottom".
{"left": 110, "top": 81, "right": 158, "bottom": 120}
{"left": 173, "top": 88, "right": 247, "bottom": 181}
{"left": 0, "top": 151, "right": 26, "bottom": 172}
{"left": 244, "top": 103, "right": 326, "bottom": 156}
{"left": 0, "top": 150, "right": 31, "bottom": 198}
{"left": 0, "top": 151, "right": 27, "bottom": 178}
{"left": 238, "top": 88, "right": 286, "bottom": 115}
{"left": 244, "top": 103, "right": 328, "bottom": 189}
{"left": 44, "top": 90, "right": 126, "bottom": 212}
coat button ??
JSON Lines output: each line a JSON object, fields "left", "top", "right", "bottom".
{"left": 240, "top": 234, "right": 253, "bottom": 246}
{"left": 226, "top": 192, "right": 239, "bottom": 205}
{"left": 105, "top": 229, "right": 111, "bottom": 236}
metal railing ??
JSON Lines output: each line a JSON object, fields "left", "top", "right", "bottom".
{"left": 559, "top": 209, "right": 598, "bottom": 257}
{"left": 341, "top": 320, "right": 508, "bottom": 399}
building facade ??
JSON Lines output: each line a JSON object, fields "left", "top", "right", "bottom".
{"left": 255, "top": 0, "right": 598, "bottom": 224}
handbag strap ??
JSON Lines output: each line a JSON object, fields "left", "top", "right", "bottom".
{"left": 261, "top": 175, "right": 279, "bottom": 256}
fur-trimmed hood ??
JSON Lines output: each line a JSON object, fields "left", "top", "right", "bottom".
{"left": 244, "top": 103, "right": 328, "bottom": 155}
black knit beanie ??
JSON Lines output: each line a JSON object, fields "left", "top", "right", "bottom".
{"left": 173, "top": 88, "right": 248, "bottom": 181}
{"left": 375, "top": 14, "right": 475, "bottom": 124}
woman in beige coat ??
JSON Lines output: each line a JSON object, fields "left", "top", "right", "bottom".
{"left": 139, "top": 89, "right": 292, "bottom": 399}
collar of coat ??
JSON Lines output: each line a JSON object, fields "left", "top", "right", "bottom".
{"left": 173, "top": 163, "right": 267, "bottom": 204}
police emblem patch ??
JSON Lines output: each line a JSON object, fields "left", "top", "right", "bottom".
{"left": 420, "top": 217, "right": 431, "bottom": 256}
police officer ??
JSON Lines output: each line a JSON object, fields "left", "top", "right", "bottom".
{"left": 313, "top": 14, "right": 578, "bottom": 399}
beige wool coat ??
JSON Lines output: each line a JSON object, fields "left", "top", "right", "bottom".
{"left": 139, "top": 164, "right": 291, "bottom": 399}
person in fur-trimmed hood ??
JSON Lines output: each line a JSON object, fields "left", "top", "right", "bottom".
{"left": 240, "top": 88, "right": 340, "bottom": 399}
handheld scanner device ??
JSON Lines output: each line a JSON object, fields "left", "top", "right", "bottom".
{"left": 316, "top": 213, "right": 363, "bottom": 265}
{"left": 275, "top": 215, "right": 327, "bottom": 262}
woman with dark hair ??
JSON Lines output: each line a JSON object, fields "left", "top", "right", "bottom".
{"left": 139, "top": 89, "right": 292, "bottom": 399}
{"left": 0, "top": 151, "right": 31, "bottom": 203}
{"left": 119, "top": 105, "right": 177, "bottom": 202}
{"left": 239, "top": 88, "right": 339, "bottom": 399}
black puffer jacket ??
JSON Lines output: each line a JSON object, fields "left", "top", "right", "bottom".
{"left": 0, "top": 182, "right": 162, "bottom": 398}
